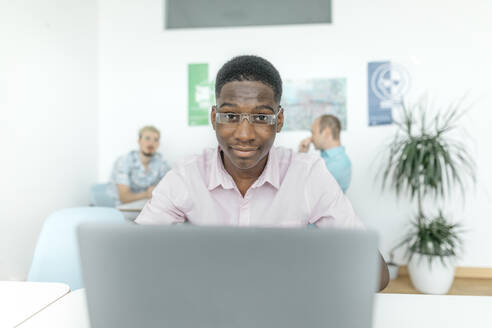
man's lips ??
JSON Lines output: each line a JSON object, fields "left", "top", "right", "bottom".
{"left": 230, "top": 146, "right": 259, "bottom": 157}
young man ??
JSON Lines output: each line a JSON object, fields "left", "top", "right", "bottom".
{"left": 136, "top": 56, "right": 389, "bottom": 290}
{"left": 298, "top": 115, "right": 352, "bottom": 193}
{"left": 108, "top": 126, "right": 170, "bottom": 205}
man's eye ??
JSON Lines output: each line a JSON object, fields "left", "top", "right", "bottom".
{"left": 225, "top": 113, "right": 238, "bottom": 120}
{"left": 255, "top": 115, "right": 268, "bottom": 121}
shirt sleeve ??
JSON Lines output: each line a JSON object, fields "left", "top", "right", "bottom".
{"left": 306, "top": 158, "right": 364, "bottom": 229}
{"left": 135, "top": 170, "right": 188, "bottom": 225}
{"left": 112, "top": 155, "right": 131, "bottom": 186}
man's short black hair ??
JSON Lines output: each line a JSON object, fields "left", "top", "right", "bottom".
{"left": 215, "top": 55, "right": 282, "bottom": 103}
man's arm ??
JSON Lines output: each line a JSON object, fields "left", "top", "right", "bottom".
{"left": 117, "top": 184, "right": 153, "bottom": 204}
{"left": 112, "top": 154, "right": 152, "bottom": 204}
{"left": 135, "top": 170, "right": 187, "bottom": 225}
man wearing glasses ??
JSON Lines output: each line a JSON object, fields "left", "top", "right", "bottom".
{"left": 136, "top": 55, "right": 389, "bottom": 291}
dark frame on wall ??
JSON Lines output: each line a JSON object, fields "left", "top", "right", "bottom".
{"left": 165, "top": 0, "right": 332, "bottom": 29}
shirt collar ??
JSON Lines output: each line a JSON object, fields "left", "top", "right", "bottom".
{"left": 252, "top": 148, "right": 280, "bottom": 190}
{"left": 207, "top": 147, "right": 280, "bottom": 191}
{"left": 134, "top": 150, "right": 160, "bottom": 168}
{"left": 320, "top": 146, "right": 345, "bottom": 159}
{"left": 207, "top": 147, "right": 236, "bottom": 190}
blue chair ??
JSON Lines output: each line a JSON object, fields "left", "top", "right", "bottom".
{"left": 28, "top": 207, "right": 125, "bottom": 290}
{"left": 90, "top": 183, "right": 115, "bottom": 207}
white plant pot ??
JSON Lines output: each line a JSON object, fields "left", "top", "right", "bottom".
{"left": 407, "top": 253, "right": 456, "bottom": 295}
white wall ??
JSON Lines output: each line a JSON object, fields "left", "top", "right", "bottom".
{"left": 97, "top": 0, "right": 492, "bottom": 266}
{"left": 0, "top": 0, "right": 98, "bottom": 279}
{"left": 1, "top": 0, "right": 488, "bottom": 282}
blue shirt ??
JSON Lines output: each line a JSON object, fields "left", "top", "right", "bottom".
{"left": 108, "top": 150, "right": 170, "bottom": 204}
{"left": 320, "top": 146, "right": 351, "bottom": 193}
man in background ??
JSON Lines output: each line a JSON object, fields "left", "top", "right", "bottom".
{"left": 298, "top": 115, "right": 351, "bottom": 193}
{"left": 108, "top": 126, "right": 170, "bottom": 205}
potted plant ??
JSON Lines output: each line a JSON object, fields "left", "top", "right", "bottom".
{"left": 380, "top": 97, "right": 475, "bottom": 294}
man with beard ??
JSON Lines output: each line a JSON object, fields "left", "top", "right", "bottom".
{"left": 108, "top": 126, "right": 170, "bottom": 205}
{"left": 136, "top": 56, "right": 389, "bottom": 291}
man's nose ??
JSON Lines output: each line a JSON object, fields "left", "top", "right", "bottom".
{"left": 233, "top": 117, "right": 255, "bottom": 142}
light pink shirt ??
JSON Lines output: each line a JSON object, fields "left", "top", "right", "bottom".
{"left": 136, "top": 147, "right": 363, "bottom": 228}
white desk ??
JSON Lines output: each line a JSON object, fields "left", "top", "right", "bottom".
{"left": 19, "top": 290, "right": 492, "bottom": 328}
{"left": 116, "top": 198, "right": 148, "bottom": 221}
{"left": 19, "top": 289, "right": 89, "bottom": 328}
{"left": 0, "top": 281, "right": 70, "bottom": 327}
{"left": 373, "top": 293, "right": 492, "bottom": 327}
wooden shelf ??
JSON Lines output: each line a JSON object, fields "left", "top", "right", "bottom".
{"left": 382, "top": 266, "right": 492, "bottom": 296}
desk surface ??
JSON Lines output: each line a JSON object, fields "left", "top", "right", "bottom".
{"left": 19, "top": 289, "right": 89, "bottom": 328}
{"left": 116, "top": 198, "right": 148, "bottom": 212}
{"left": 0, "top": 281, "right": 70, "bottom": 327}
{"left": 20, "top": 289, "right": 492, "bottom": 328}
{"left": 373, "top": 293, "right": 492, "bottom": 328}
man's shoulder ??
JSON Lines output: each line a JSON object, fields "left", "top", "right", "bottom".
{"left": 327, "top": 149, "right": 351, "bottom": 169}
{"left": 272, "top": 147, "right": 324, "bottom": 174}
{"left": 273, "top": 146, "right": 320, "bottom": 162}
{"left": 114, "top": 150, "right": 136, "bottom": 166}
{"left": 150, "top": 152, "right": 168, "bottom": 165}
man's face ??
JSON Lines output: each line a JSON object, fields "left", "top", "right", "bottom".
{"left": 211, "top": 80, "right": 283, "bottom": 170}
{"left": 138, "top": 131, "right": 160, "bottom": 157}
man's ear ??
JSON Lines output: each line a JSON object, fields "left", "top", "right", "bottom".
{"left": 211, "top": 106, "right": 217, "bottom": 130}
{"left": 276, "top": 107, "right": 284, "bottom": 133}
{"left": 321, "top": 127, "right": 332, "bottom": 140}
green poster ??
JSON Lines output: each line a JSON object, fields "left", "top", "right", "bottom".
{"left": 188, "top": 63, "right": 214, "bottom": 126}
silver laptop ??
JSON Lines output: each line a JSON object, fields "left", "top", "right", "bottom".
{"left": 78, "top": 223, "right": 379, "bottom": 328}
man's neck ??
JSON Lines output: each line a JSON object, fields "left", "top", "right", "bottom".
{"left": 222, "top": 151, "right": 268, "bottom": 197}
{"left": 139, "top": 151, "right": 152, "bottom": 166}
{"left": 321, "top": 140, "right": 341, "bottom": 151}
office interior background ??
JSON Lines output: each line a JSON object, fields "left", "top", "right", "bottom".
{"left": 1, "top": 0, "right": 491, "bottom": 280}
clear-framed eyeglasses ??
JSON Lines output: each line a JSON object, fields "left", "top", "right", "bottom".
{"left": 215, "top": 107, "right": 282, "bottom": 126}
